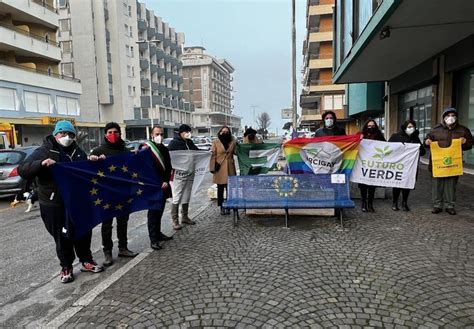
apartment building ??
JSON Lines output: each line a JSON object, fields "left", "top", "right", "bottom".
{"left": 58, "top": 0, "right": 191, "bottom": 143}
{"left": 182, "top": 47, "right": 241, "bottom": 136}
{"left": 0, "top": 0, "right": 82, "bottom": 147}
{"left": 333, "top": 0, "right": 474, "bottom": 167}
{"left": 300, "top": 0, "right": 354, "bottom": 133}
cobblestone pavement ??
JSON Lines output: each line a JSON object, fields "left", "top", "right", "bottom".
{"left": 63, "top": 166, "right": 474, "bottom": 328}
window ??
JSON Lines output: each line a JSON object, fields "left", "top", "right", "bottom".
{"left": 125, "top": 45, "right": 130, "bottom": 57}
{"left": 58, "top": 0, "right": 69, "bottom": 8}
{"left": 59, "top": 19, "right": 70, "bottom": 32}
{"left": 61, "top": 62, "right": 74, "bottom": 77}
{"left": 334, "top": 95, "right": 343, "bottom": 109}
{"left": 0, "top": 88, "right": 17, "bottom": 111}
{"left": 61, "top": 41, "right": 72, "bottom": 53}
{"left": 127, "top": 65, "right": 131, "bottom": 77}
{"left": 131, "top": 66, "right": 135, "bottom": 77}
{"left": 128, "top": 5, "right": 132, "bottom": 17}
{"left": 129, "top": 26, "right": 133, "bottom": 37}
{"left": 124, "top": 24, "right": 129, "bottom": 36}
{"left": 130, "top": 46, "right": 134, "bottom": 58}
{"left": 57, "top": 96, "right": 80, "bottom": 115}
{"left": 24, "top": 92, "right": 51, "bottom": 113}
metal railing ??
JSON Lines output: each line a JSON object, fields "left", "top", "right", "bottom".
{"left": 0, "top": 60, "right": 80, "bottom": 82}
{"left": 31, "top": 0, "right": 58, "bottom": 13}
{"left": 0, "top": 22, "right": 60, "bottom": 47}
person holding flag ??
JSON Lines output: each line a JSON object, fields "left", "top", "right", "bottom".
{"left": 18, "top": 121, "right": 104, "bottom": 284}
{"left": 90, "top": 122, "right": 137, "bottom": 267}
{"left": 143, "top": 126, "right": 174, "bottom": 249}
{"left": 168, "top": 124, "right": 199, "bottom": 229}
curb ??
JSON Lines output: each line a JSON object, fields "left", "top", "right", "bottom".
{"left": 46, "top": 202, "right": 212, "bottom": 328}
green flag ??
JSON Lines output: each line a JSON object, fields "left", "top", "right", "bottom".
{"left": 236, "top": 143, "right": 281, "bottom": 175}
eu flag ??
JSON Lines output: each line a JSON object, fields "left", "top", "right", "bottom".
{"left": 52, "top": 149, "right": 163, "bottom": 239}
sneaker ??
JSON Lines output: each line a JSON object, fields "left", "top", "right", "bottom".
{"left": 118, "top": 248, "right": 138, "bottom": 257}
{"left": 432, "top": 207, "right": 442, "bottom": 214}
{"left": 157, "top": 233, "right": 173, "bottom": 241}
{"left": 181, "top": 217, "right": 196, "bottom": 225}
{"left": 446, "top": 208, "right": 456, "bottom": 215}
{"left": 25, "top": 199, "right": 33, "bottom": 213}
{"left": 150, "top": 242, "right": 162, "bottom": 250}
{"left": 81, "top": 261, "right": 104, "bottom": 273}
{"left": 60, "top": 267, "right": 74, "bottom": 283}
{"left": 103, "top": 251, "right": 113, "bottom": 267}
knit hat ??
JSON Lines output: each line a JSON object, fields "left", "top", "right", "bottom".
{"left": 442, "top": 107, "right": 457, "bottom": 118}
{"left": 52, "top": 120, "right": 76, "bottom": 136}
{"left": 243, "top": 128, "right": 257, "bottom": 137}
{"left": 178, "top": 124, "right": 192, "bottom": 133}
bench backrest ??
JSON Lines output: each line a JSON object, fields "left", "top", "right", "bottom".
{"left": 225, "top": 174, "right": 354, "bottom": 209}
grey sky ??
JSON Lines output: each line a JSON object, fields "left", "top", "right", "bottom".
{"left": 146, "top": 0, "right": 306, "bottom": 134}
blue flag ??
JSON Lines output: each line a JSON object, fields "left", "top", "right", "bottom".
{"left": 52, "top": 149, "right": 163, "bottom": 239}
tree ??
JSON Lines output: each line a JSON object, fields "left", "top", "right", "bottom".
{"left": 256, "top": 112, "right": 271, "bottom": 132}
{"left": 282, "top": 122, "right": 292, "bottom": 130}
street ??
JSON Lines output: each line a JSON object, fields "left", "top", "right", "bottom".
{"left": 0, "top": 173, "right": 214, "bottom": 327}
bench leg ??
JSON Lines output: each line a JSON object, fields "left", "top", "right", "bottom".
{"left": 233, "top": 209, "right": 237, "bottom": 227}
{"left": 285, "top": 208, "right": 289, "bottom": 228}
{"left": 339, "top": 208, "right": 344, "bottom": 228}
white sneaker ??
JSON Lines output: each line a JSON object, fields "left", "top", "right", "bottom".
{"left": 25, "top": 199, "right": 33, "bottom": 212}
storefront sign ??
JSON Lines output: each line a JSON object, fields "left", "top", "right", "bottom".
{"left": 42, "top": 116, "right": 76, "bottom": 125}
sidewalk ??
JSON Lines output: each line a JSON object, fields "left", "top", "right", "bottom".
{"left": 60, "top": 166, "right": 474, "bottom": 328}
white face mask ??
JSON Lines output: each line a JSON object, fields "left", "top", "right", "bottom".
{"left": 184, "top": 132, "right": 192, "bottom": 139}
{"left": 153, "top": 135, "right": 163, "bottom": 144}
{"left": 58, "top": 136, "right": 74, "bottom": 147}
{"left": 444, "top": 116, "right": 456, "bottom": 125}
{"left": 324, "top": 119, "right": 334, "bottom": 127}
{"left": 405, "top": 127, "right": 415, "bottom": 135}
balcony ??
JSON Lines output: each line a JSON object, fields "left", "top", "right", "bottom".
{"left": 308, "top": 58, "right": 333, "bottom": 70}
{"left": 157, "top": 67, "right": 166, "bottom": 76}
{"left": 0, "top": 0, "right": 58, "bottom": 28}
{"left": 0, "top": 24, "right": 61, "bottom": 61}
{"left": 166, "top": 87, "right": 173, "bottom": 96}
{"left": 141, "top": 78, "right": 150, "bottom": 88}
{"left": 309, "top": 31, "right": 333, "bottom": 43}
{"left": 178, "top": 91, "right": 184, "bottom": 98}
{"left": 184, "top": 103, "right": 190, "bottom": 111}
{"left": 151, "top": 82, "right": 159, "bottom": 90}
{"left": 171, "top": 99, "right": 178, "bottom": 108}
{"left": 308, "top": 80, "right": 346, "bottom": 93}
{"left": 0, "top": 60, "right": 81, "bottom": 94}
{"left": 140, "top": 58, "right": 148, "bottom": 69}
{"left": 165, "top": 72, "right": 173, "bottom": 80}
{"left": 156, "top": 49, "right": 165, "bottom": 60}
{"left": 179, "top": 101, "right": 184, "bottom": 110}
{"left": 152, "top": 95, "right": 163, "bottom": 106}
{"left": 172, "top": 90, "right": 178, "bottom": 98}
{"left": 140, "top": 96, "right": 150, "bottom": 108}
{"left": 163, "top": 97, "right": 171, "bottom": 106}
{"left": 190, "top": 104, "right": 195, "bottom": 111}
{"left": 163, "top": 38, "right": 171, "bottom": 48}
{"left": 156, "top": 33, "right": 165, "bottom": 42}
{"left": 177, "top": 61, "right": 183, "bottom": 69}
{"left": 138, "top": 20, "right": 146, "bottom": 31}
{"left": 150, "top": 63, "right": 158, "bottom": 73}
{"left": 138, "top": 42, "right": 147, "bottom": 51}
{"left": 146, "top": 27, "right": 155, "bottom": 39}
{"left": 157, "top": 85, "right": 166, "bottom": 93}
{"left": 309, "top": 4, "right": 334, "bottom": 16}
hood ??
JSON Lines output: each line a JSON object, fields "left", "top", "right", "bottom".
{"left": 322, "top": 111, "right": 338, "bottom": 123}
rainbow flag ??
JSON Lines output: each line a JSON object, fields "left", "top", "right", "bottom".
{"left": 283, "top": 135, "right": 361, "bottom": 175}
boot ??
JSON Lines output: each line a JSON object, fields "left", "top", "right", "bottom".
{"left": 103, "top": 250, "right": 113, "bottom": 267}
{"left": 361, "top": 200, "right": 367, "bottom": 212}
{"left": 171, "top": 203, "right": 182, "bottom": 230}
{"left": 401, "top": 202, "right": 410, "bottom": 212}
{"left": 220, "top": 206, "right": 226, "bottom": 215}
{"left": 118, "top": 248, "right": 138, "bottom": 257}
{"left": 181, "top": 204, "right": 196, "bottom": 225}
{"left": 391, "top": 201, "right": 399, "bottom": 211}
{"left": 368, "top": 202, "right": 375, "bottom": 212}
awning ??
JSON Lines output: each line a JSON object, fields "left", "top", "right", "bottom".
{"left": 333, "top": 0, "right": 474, "bottom": 83}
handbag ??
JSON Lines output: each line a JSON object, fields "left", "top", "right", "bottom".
{"left": 214, "top": 150, "right": 229, "bottom": 173}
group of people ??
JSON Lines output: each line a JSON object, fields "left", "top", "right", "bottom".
{"left": 316, "top": 108, "right": 472, "bottom": 214}
{"left": 18, "top": 106, "right": 473, "bottom": 284}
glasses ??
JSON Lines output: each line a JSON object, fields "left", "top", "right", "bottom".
{"left": 58, "top": 131, "right": 76, "bottom": 138}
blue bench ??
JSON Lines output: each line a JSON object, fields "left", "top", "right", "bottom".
{"left": 223, "top": 174, "right": 355, "bottom": 228}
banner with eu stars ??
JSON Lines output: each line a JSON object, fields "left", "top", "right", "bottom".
{"left": 52, "top": 149, "right": 163, "bottom": 239}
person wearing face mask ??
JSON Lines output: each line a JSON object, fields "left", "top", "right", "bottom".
{"left": 18, "top": 121, "right": 104, "bottom": 284}
{"left": 90, "top": 122, "right": 137, "bottom": 267}
{"left": 358, "top": 119, "right": 386, "bottom": 212}
{"left": 144, "top": 126, "right": 173, "bottom": 250}
{"left": 210, "top": 126, "right": 237, "bottom": 215}
{"left": 167, "top": 124, "right": 199, "bottom": 228}
{"left": 425, "top": 108, "right": 473, "bottom": 215}
{"left": 388, "top": 120, "right": 426, "bottom": 211}
{"left": 314, "top": 111, "right": 346, "bottom": 137}
{"left": 243, "top": 127, "right": 262, "bottom": 144}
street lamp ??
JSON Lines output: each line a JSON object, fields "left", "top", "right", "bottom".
{"left": 137, "top": 39, "right": 160, "bottom": 138}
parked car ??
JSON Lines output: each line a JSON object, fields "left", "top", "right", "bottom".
{"left": 192, "top": 137, "right": 212, "bottom": 151}
{"left": 163, "top": 138, "right": 173, "bottom": 148}
{"left": 0, "top": 146, "right": 38, "bottom": 198}
{"left": 125, "top": 140, "right": 147, "bottom": 153}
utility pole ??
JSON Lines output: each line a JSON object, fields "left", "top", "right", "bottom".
{"left": 291, "top": 0, "right": 298, "bottom": 135}
{"left": 250, "top": 105, "right": 258, "bottom": 126}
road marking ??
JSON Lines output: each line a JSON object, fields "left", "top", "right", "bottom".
{"left": 46, "top": 202, "right": 211, "bottom": 327}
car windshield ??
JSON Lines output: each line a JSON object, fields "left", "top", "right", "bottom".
{"left": 0, "top": 151, "right": 25, "bottom": 166}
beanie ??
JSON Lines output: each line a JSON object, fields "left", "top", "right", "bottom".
{"left": 52, "top": 120, "right": 76, "bottom": 136}
{"left": 178, "top": 124, "right": 192, "bottom": 133}
{"left": 442, "top": 107, "right": 457, "bottom": 118}
{"left": 243, "top": 128, "right": 257, "bottom": 137}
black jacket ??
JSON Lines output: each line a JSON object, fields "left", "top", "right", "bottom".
{"left": 18, "top": 135, "right": 87, "bottom": 207}
{"left": 150, "top": 141, "right": 173, "bottom": 199}
{"left": 388, "top": 130, "right": 426, "bottom": 157}
{"left": 167, "top": 133, "right": 199, "bottom": 151}
{"left": 314, "top": 126, "right": 346, "bottom": 137}
{"left": 91, "top": 138, "right": 128, "bottom": 157}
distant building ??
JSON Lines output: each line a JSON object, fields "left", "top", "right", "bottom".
{"left": 300, "top": 0, "right": 354, "bottom": 133}
{"left": 0, "top": 0, "right": 82, "bottom": 147}
{"left": 181, "top": 47, "right": 241, "bottom": 136}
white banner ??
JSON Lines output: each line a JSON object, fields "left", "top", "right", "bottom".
{"left": 169, "top": 150, "right": 211, "bottom": 197}
{"left": 350, "top": 140, "right": 420, "bottom": 189}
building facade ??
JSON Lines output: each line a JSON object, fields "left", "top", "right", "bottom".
{"left": 0, "top": 0, "right": 83, "bottom": 147}
{"left": 57, "top": 0, "right": 191, "bottom": 143}
{"left": 181, "top": 47, "right": 241, "bottom": 137}
{"left": 333, "top": 0, "right": 474, "bottom": 166}
{"left": 300, "top": 0, "right": 354, "bottom": 133}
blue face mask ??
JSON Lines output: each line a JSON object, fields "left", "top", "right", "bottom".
{"left": 324, "top": 119, "right": 334, "bottom": 127}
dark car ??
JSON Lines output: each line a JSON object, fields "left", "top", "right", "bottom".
{"left": 125, "top": 140, "right": 147, "bottom": 153}
{"left": 0, "top": 146, "right": 38, "bottom": 198}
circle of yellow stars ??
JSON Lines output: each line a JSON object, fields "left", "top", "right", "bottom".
{"left": 272, "top": 176, "right": 299, "bottom": 197}
{"left": 89, "top": 164, "right": 146, "bottom": 211}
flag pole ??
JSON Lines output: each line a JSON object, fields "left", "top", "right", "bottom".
{"left": 291, "top": 0, "right": 298, "bottom": 138}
